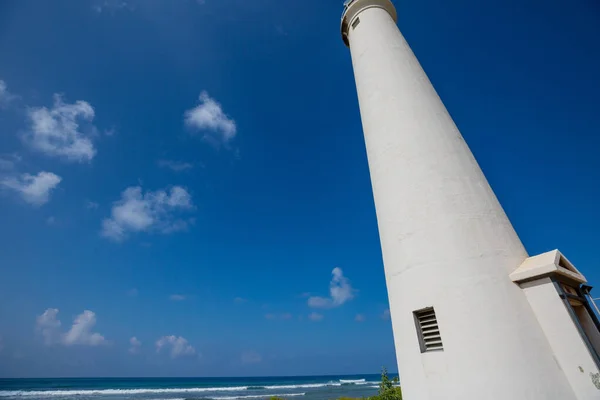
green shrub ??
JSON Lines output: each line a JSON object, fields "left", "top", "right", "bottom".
{"left": 335, "top": 369, "right": 402, "bottom": 400}
{"left": 369, "top": 368, "right": 402, "bottom": 400}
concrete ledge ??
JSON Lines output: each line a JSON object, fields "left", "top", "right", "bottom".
{"left": 510, "top": 250, "right": 587, "bottom": 284}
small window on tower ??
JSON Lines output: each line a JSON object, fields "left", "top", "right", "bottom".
{"left": 414, "top": 307, "right": 443, "bottom": 353}
{"left": 351, "top": 17, "right": 360, "bottom": 29}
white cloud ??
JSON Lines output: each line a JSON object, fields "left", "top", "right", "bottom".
{"left": 169, "top": 294, "right": 185, "bottom": 301}
{"left": 36, "top": 308, "right": 62, "bottom": 344}
{"left": 158, "top": 160, "right": 193, "bottom": 172}
{"left": 240, "top": 350, "right": 262, "bottom": 364}
{"left": 24, "top": 94, "right": 97, "bottom": 162}
{"left": 36, "top": 308, "right": 107, "bottom": 347}
{"left": 1, "top": 172, "right": 62, "bottom": 206}
{"left": 101, "top": 186, "right": 194, "bottom": 241}
{"left": 306, "top": 296, "right": 330, "bottom": 308}
{"left": 46, "top": 216, "right": 56, "bottom": 225}
{"left": 0, "top": 80, "right": 16, "bottom": 106}
{"left": 129, "top": 336, "right": 141, "bottom": 354}
{"left": 86, "top": 200, "right": 99, "bottom": 210}
{"left": 355, "top": 314, "right": 365, "bottom": 322}
{"left": 104, "top": 127, "right": 117, "bottom": 136}
{"left": 93, "top": 0, "right": 205, "bottom": 14}
{"left": 307, "top": 267, "right": 355, "bottom": 309}
{"left": 0, "top": 154, "right": 21, "bottom": 171}
{"left": 264, "top": 313, "right": 292, "bottom": 320}
{"left": 234, "top": 297, "right": 248, "bottom": 304}
{"left": 381, "top": 309, "right": 391, "bottom": 320}
{"left": 184, "top": 91, "right": 236, "bottom": 145}
{"left": 155, "top": 335, "right": 196, "bottom": 358}
{"left": 308, "top": 312, "right": 324, "bottom": 322}
{"left": 92, "top": 0, "right": 132, "bottom": 13}
{"left": 63, "top": 311, "right": 107, "bottom": 346}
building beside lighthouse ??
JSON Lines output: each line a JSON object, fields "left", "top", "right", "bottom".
{"left": 340, "top": 0, "right": 600, "bottom": 398}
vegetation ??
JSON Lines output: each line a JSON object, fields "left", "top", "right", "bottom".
{"left": 336, "top": 368, "right": 402, "bottom": 400}
{"left": 273, "top": 369, "right": 402, "bottom": 400}
{"left": 374, "top": 368, "right": 402, "bottom": 400}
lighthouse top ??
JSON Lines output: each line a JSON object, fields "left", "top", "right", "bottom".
{"left": 341, "top": 0, "right": 397, "bottom": 46}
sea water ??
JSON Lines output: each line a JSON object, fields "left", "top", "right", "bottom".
{"left": 0, "top": 376, "right": 391, "bottom": 400}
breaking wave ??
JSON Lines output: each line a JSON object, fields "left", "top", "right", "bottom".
{"left": 0, "top": 388, "right": 249, "bottom": 397}
{"left": 210, "top": 394, "right": 306, "bottom": 400}
{"left": 0, "top": 378, "right": 378, "bottom": 398}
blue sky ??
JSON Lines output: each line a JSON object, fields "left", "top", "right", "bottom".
{"left": 0, "top": 0, "right": 600, "bottom": 378}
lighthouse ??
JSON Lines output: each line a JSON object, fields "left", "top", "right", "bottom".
{"left": 340, "top": 0, "right": 600, "bottom": 399}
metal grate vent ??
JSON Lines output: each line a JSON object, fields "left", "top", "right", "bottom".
{"left": 414, "top": 308, "right": 443, "bottom": 353}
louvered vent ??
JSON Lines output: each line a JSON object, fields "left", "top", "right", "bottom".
{"left": 414, "top": 308, "right": 443, "bottom": 353}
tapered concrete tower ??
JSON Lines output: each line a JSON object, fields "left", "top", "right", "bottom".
{"left": 341, "top": 1, "right": 600, "bottom": 399}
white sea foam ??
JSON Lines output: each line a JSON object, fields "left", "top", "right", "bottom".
{"left": 263, "top": 383, "right": 339, "bottom": 390}
{"left": 211, "top": 393, "right": 306, "bottom": 400}
{"left": 260, "top": 380, "right": 375, "bottom": 390}
{"left": 0, "top": 379, "right": 379, "bottom": 398}
{"left": 0, "top": 387, "right": 249, "bottom": 397}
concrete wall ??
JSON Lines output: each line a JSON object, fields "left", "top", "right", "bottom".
{"left": 521, "top": 278, "right": 600, "bottom": 399}
{"left": 574, "top": 305, "right": 600, "bottom": 362}
{"left": 343, "top": 2, "right": 576, "bottom": 399}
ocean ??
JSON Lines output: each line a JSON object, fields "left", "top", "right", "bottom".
{"left": 0, "top": 375, "right": 391, "bottom": 400}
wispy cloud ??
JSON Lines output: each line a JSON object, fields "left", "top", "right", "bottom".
{"left": 355, "top": 314, "right": 365, "bottom": 322}
{"left": 240, "top": 350, "right": 262, "bottom": 364}
{"left": 169, "top": 294, "right": 185, "bottom": 301}
{"left": 24, "top": 94, "right": 98, "bottom": 162}
{"left": 381, "top": 309, "right": 391, "bottom": 320}
{"left": 307, "top": 267, "right": 355, "bottom": 309}
{"left": 104, "top": 127, "right": 117, "bottom": 136}
{"left": 92, "top": 0, "right": 206, "bottom": 14}
{"left": 308, "top": 312, "right": 324, "bottom": 322}
{"left": 265, "top": 313, "right": 292, "bottom": 320}
{"left": 275, "top": 25, "right": 288, "bottom": 36}
{"left": 0, "top": 154, "right": 21, "bottom": 171}
{"left": 101, "top": 186, "right": 194, "bottom": 242}
{"left": 1, "top": 171, "right": 62, "bottom": 206}
{"left": 129, "top": 337, "right": 141, "bottom": 354}
{"left": 155, "top": 335, "right": 196, "bottom": 358}
{"left": 127, "top": 288, "right": 139, "bottom": 297}
{"left": 92, "top": 0, "right": 133, "bottom": 13}
{"left": 158, "top": 160, "right": 193, "bottom": 172}
{"left": 0, "top": 80, "right": 17, "bottom": 107}
{"left": 86, "top": 200, "right": 99, "bottom": 210}
{"left": 36, "top": 308, "right": 107, "bottom": 346}
{"left": 184, "top": 91, "right": 236, "bottom": 146}
{"left": 234, "top": 297, "right": 248, "bottom": 304}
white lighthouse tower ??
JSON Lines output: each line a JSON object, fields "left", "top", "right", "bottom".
{"left": 341, "top": 1, "right": 600, "bottom": 399}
